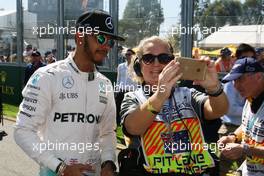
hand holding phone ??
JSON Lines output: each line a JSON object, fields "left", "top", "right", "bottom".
{"left": 175, "top": 57, "right": 207, "bottom": 80}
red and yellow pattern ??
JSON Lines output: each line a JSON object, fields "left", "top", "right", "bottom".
{"left": 141, "top": 117, "right": 215, "bottom": 174}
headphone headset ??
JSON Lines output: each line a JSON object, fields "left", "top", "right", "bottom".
{"left": 133, "top": 42, "right": 174, "bottom": 77}
{"left": 133, "top": 57, "right": 143, "bottom": 77}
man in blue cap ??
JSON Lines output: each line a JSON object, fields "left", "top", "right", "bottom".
{"left": 218, "top": 57, "right": 264, "bottom": 176}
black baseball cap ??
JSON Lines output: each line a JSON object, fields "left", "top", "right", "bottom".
{"left": 31, "top": 51, "right": 41, "bottom": 57}
{"left": 76, "top": 9, "right": 125, "bottom": 41}
{"left": 220, "top": 47, "right": 231, "bottom": 57}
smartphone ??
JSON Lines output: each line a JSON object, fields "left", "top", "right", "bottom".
{"left": 175, "top": 57, "right": 207, "bottom": 80}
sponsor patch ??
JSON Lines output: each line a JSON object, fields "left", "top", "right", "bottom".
{"left": 99, "top": 96, "right": 108, "bottom": 104}
{"left": 20, "top": 111, "right": 32, "bottom": 118}
{"left": 22, "top": 104, "right": 36, "bottom": 112}
{"left": 59, "top": 92, "right": 78, "bottom": 100}
{"left": 24, "top": 97, "right": 38, "bottom": 104}
{"left": 99, "top": 82, "right": 106, "bottom": 94}
{"left": 31, "top": 74, "right": 41, "bottom": 85}
{"left": 62, "top": 76, "right": 74, "bottom": 89}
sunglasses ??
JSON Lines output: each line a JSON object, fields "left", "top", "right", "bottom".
{"left": 141, "top": 53, "right": 174, "bottom": 65}
{"left": 125, "top": 53, "right": 133, "bottom": 56}
{"left": 96, "top": 34, "right": 115, "bottom": 48}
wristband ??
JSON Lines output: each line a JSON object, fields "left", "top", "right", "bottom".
{"left": 56, "top": 161, "right": 67, "bottom": 176}
{"left": 205, "top": 83, "right": 223, "bottom": 97}
{"left": 242, "top": 143, "right": 250, "bottom": 156}
{"left": 146, "top": 99, "right": 159, "bottom": 115}
{"left": 55, "top": 162, "right": 62, "bottom": 174}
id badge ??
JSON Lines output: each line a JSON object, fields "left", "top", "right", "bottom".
{"left": 161, "top": 130, "right": 191, "bottom": 154}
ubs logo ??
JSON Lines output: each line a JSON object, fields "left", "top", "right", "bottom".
{"left": 59, "top": 92, "right": 78, "bottom": 100}
{"left": 62, "top": 76, "right": 74, "bottom": 89}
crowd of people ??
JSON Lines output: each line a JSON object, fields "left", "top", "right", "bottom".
{"left": 9, "top": 9, "right": 264, "bottom": 176}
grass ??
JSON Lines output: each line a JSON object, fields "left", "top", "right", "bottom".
{"left": 116, "top": 125, "right": 125, "bottom": 145}
{"left": 2, "top": 103, "right": 19, "bottom": 119}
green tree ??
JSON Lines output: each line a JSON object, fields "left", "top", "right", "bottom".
{"left": 195, "top": 0, "right": 243, "bottom": 39}
{"left": 242, "top": 0, "right": 263, "bottom": 24}
{"left": 119, "top": 0, "right": 164, "bottom": 47}
{"left": 165, "top": 25, "right": 181, "bottom": 53}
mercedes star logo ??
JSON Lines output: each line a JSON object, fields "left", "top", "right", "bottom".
{"left": 62, "top": 76, "right": 74, "bottom": 89}
{"left": 105, "top": 17, "right": 113, "bottom": 30}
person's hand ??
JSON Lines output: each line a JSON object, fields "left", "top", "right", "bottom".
{"left": 193, "top": 56, "right": 220, "bottom": 91}
{"left": 218, "top": 135, "right": 236, "bottom": 147}
{"left": 100, "top": 162, "right": 115, "bottom": 176}
{"left": 155, "top": 60, "right": 183, "bottom": 101}
{"left": 220, "top": 143, "right": 244, "bottom": 160}
{"left": 62, "top": 164, "right": 95, "bottom": 176}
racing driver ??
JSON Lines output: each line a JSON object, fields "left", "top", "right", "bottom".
{"left": 14, "top": 10, "right": 124, "bottom": 176}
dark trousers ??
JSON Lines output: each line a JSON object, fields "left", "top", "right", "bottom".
{"left": 115, "top": 91, "right": 127, "bottom": 125}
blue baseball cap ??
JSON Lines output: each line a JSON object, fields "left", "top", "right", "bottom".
{"left": 222, "top": 57, "right": 264, "bottom": 83}
{"left": 255, "top": 47, "right": 264, "bottom": 55}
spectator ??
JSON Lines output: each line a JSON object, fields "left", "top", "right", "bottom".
{"left": 0, "top": 90, "right": 8, "bottom": 141}
{"left": 215, "top": 47, "right": 233, "bottom": 73}
{"left": 218, "top": 80, "right": 246, "bottom": 175}
{"left": 24, "top": 51, "right": 46, "bottom": 85}
{"left": 0, "top": 56, "right": 6, "bottom": 62}
{"left": 52, "top": 49, "right": 57, "bottom": 60}
{"left": 117, "top": 45, "right": 125, "bottom": 65}
{"left": 119, "top": 36, "right": 228, "bottom": 175}
{"left": 255, "top": 47, "right": 264, "bottom": 61}
{"left": 219, "top": 57, "right": 264, "bottom": 176}
{"left": 235, "top": 43, "right": 256, "bottom": 59}
{"left": 115, "top": 48, "right": 138, "bottom": 125}
{"left": 44, "top": 51, "right": 56, "bottom": 64}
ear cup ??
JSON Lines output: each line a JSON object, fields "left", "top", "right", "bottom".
{"left": 133, "top": 58, "right": 143, "bottom": 77}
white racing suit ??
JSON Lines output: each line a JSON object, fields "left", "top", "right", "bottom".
{"left": 14, "top": 56, "right": 116, "bottom": 175}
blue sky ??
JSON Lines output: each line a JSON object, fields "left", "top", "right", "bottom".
{"left": 0, "top": 1, "right": 180, "bottom": 23}
{"left": 0, "top": 0, "right": 181, "bottom": 36}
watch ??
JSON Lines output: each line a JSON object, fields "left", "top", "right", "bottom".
{"left": 242, "top": 143, "right": 251, "bottom": 156}
{"left": 205, "top": 83, "right": 223, "bottom": 97}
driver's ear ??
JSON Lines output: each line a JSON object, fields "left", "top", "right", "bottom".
{"left": 76, "top": 32, "right": 84, "bottom": 45}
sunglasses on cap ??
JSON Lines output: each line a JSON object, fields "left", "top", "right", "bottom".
{"left": 141, "top": 53, "right": 174, "bottom": 65}
{"left": 96, "top": 34, "right": 115, "bottom": 48}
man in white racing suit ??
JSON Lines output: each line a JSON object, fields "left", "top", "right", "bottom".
{"left": 14, "top": 10, "right": 125, "bottom": 176}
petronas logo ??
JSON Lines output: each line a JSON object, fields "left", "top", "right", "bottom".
{"left": 0, "top": 71, "right": 7, "bottom": 83}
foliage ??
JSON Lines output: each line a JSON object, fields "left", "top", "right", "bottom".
{"left": 119, "top": 0, "right": 164, "bottom": 47}
{"left": 193, "top": 0, "right": 264, "bottom": 40}
{"left": 3, "top": 103, "right": 18, "bottom": 118}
